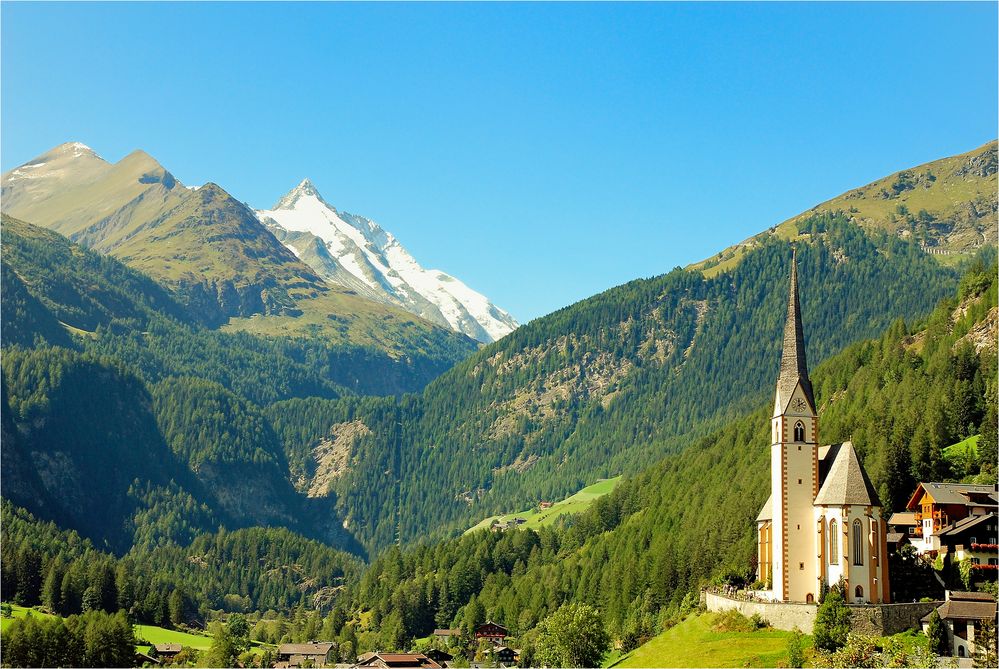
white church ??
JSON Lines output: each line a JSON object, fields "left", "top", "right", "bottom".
{"left": 756, "top": 253, "right": 891, "bottom": 605}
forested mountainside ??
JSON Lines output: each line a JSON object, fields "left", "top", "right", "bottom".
{"left": 1, "top": 215, "right": 472, "bottom": 400}
{"left": 692, "top": 141, "right": 997, "bottom": 276}
{"left": 331, "top": 264, "right": 997, "bottom": 653}
{"left": 285, "top": 217, "right": 972, "bottom": 551}
{"left": 2, "top": 261, "right": 992, "bottom": 655}
{"left": 0, "top": 216, "right": 471, "bottom": 553}
{"left": 0, "top": 501, "right": 363, "bottom": 622}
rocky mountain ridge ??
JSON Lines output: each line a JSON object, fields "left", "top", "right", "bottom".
{"left": 256, "top": 179, "right": 518, "bottom": 343}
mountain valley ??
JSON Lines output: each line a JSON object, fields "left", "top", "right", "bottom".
{"left": 1, "top": 139, "right": 996, "bottom": 667}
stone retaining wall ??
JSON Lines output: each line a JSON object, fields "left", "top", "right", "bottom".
{"left": 704, "top": 591, "right": 942, "bottom": 635}
{"left": 868, "top": 601, "right": 943, "bottom": 636}
{"left": 704, "top": 592, "right": 817, "bottom": 632}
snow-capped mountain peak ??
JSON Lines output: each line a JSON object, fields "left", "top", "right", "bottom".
{"left": 274, "top": 178, "right": 326, "bottom": 210}
{"left": 255, "top": 181, "right": 518, "bottom": 343}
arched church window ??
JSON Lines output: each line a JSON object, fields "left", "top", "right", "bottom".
{"left": 806, "top": 593, "right": 814, "bottom": 603}
{"left": 855, "top": 585, "right": 864, "bottom": 599}
{"left": 853, "top": 520, "right": 864, "bottom": 565}
{"left": 794, "top": 421, "right": 805, "bottom": 442}
{"left": 829, "top": 519, "right": 838, "bottom": 563}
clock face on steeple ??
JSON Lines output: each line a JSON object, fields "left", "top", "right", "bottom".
{"left": 792, "top": 398, "right": 807, "bottom": 413}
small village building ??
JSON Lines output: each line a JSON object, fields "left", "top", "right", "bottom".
{"left": 136, "top": 650, "right": 161, "bottom": 666}
{"left": 921, "top": 591, "right": 998, "bottom": 659}
{"left": 423, "top": 648, "right": 453, "bottom": 665}
{"left": 538, "top": 501, "right": 553, "bottom": 510}
{"left": 937, "top": 513, "right": 999, "bottom": 578}
{"left": 149, "top": 643, "right": 183, "bottom": 661}
{"left": 354, "top": 652, "right": 442, "bottom": 669}
{"left": 490, "top": 645, "right": 516, "bottom": 665}
{"left": 887, "top": 511, "right": 919, "bottom": 546}
{"left": 432, "top": 629, "right": 462, "bottom": 643}
{"left": 756, "top": 254, "right": 890, "bottom": 605}
{"left": 905, "top": 483, "right": 998, "bottom": 555}
{"left": 277, "top": 642, "right": 336, "bottom": 668}
{"left": 474, "top": 622, "right": 508, "bottom": 641}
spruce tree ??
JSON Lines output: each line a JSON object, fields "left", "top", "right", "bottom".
{"left": 813, "top": 587, "right": 850, "bottom": 652}
{"left": 925, "top": 608, "right": 948, "bottom": 656}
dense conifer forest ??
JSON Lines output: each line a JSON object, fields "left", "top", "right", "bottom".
{"left": 333, "top": 262, "right": 997, "bottom": 654}
{"left": 293, "top": 216, "right": 973, "bottom": 550}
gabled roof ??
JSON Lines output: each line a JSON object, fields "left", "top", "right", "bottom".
{"left": 756, "top": 494, "right": 772, "bottom": 522}
{"left": 885, "top": 532, "right": 906, "bottom": 545}
{"left": 774, "top": 252, "right": 815, "bottom": 415}
{"left": 887, "top": 512, "right": 918, "bottom": 526}
{"left": 922, "top": 599, "right": 998, "bottom": 623}
{"left": 950, "top": 591, "right": 996, "bottom": 602}
{"left": 153, "top": 643, "right": 183, "bottom": 653}
{"left": 355, "top": 653, "right": 442, "bottom": 669}
{"left": 278, "top": 642, "right": 335, "bottom": 655}
{"left": 814, "top": 442, "right": 880, "bottom": 507}
{"left": 937, "top": 512, "right": 997, "bottom": 538}
{"left": 906, "top": 482, "right": 998, "bottom": 510}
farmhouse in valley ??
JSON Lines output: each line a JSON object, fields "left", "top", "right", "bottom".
{"left": 276, "top": 642, "right": 336, "bottom": 668}
{"left": 149, "top": 643, "right": 183, "bottom": 661}
{"left": 354, "top": 652, "right": 442, "bottom": 669}
{"left": 474, "top": 621, "right": 508, "bottom": 641}
{"left": 921, "top": 591, "right": 999, "bottom": 660}
{"left": 756, "top": 253, "right": 890, "bottom": 604}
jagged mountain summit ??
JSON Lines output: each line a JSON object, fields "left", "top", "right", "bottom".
{"left": 256, "top": 179, "right": 519, "bottom": 343}
{"left": 1, "top": 143, "right": 481, "bottom": 367}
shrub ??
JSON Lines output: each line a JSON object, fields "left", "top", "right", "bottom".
{"left": 813, "top": 587, "right": 850, "bottom": 652}
{"left": 786, "top": 628, "right": 804, "bottom": 668}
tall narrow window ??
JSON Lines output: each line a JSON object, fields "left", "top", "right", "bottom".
{"left": 855, "top": 585, "right": 864, "bottom": 599}
{"left": 794, "top": 421, "right": 805, "bottom": 442}
{"left": 853, "top": 519, "right": 864, "bottom": 566}
{"left": 829, "top": 519, "right": 838, "bottom": 563}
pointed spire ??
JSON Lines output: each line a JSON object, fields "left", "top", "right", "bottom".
{"left": 776, "top": 248, "right": 815, "bottom": 412}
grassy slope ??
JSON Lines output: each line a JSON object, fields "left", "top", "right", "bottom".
{"left": 0, "top": 604, "right": 211, "bottom": 649}
{"left": 0, "top": 604, "right": 57, "bottom": 631}
{"left": 693, "top": 140, "right": 997, "bottom": 277}
{"left": 943, "top": 434, "right": 980, "bottom": 462}
{"left": 0, "top": 604, "right": 277, "bottom": 655}
{"left": 134, "top": 623, "right": 213, "bottom": 650}
{"left": 465, "top": 477, "right": 621, "bottom": 534}
{"left": 609, "top": 612, "right": 810, "bottom": 669}
{"left": 222, "top": 288, "right": 475, "bottom": 356}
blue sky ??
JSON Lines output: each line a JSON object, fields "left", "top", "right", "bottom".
{"left": 2, "top": 2, "right": 996, "bottom": 323}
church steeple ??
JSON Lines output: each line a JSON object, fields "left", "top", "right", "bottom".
{"left": 775, "top": 249, "right": 815, "bottom": 412}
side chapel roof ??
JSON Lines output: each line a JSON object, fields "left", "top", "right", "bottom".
{"left": 814, "top": 441, "right": 880, "bottom": 507}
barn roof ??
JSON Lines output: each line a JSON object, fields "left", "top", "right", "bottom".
{"left": 278, "top": 642, "right": 335, "bottom": 655}
{"left": 922, "top": 599, "right": 997, "bottom": 623}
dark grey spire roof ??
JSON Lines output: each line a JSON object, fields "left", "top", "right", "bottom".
{"left": 814, "top": 441, "right": 881, "bottom": 507}
{"left": 775, "top": 250, "right": 815, "bottom": 412}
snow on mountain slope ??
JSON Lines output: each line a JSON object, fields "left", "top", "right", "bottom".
{"left": 255, "top": 180, "right": 518, "bottom": 343}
